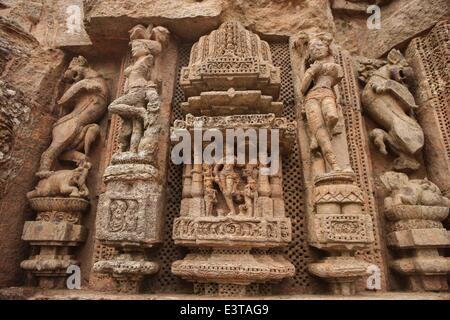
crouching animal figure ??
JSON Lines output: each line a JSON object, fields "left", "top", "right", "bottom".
{"left": 380, "top": 171, "right": 450, "bottom": 210}
{"left": 27, "top": 161, "right": 92, "bottom": 199}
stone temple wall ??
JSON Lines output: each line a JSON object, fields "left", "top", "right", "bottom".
{"left": 0, "top": 0, "right": 448, "bottom": 298}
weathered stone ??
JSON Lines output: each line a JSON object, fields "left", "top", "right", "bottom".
{"left": 364, "top": 0, "right": 450, "bottom": 58}
{"left": 0, "top": 0, "right": 449, "bottom": 301}
{"left": 381, "top": 171, "right": 450, "bottom": 292}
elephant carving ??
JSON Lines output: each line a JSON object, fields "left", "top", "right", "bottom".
{"left": 380, "top": 171, "right": 450, "bottom": 210}
{"left": 27, "top": 161, "right": 92, "bottom": 199}
{"left": 37, "top": 56, "right": 109, "bottom": 178}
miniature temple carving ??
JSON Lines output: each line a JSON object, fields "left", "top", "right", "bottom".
{"left": 171, "top": 21, "right": 296, "bottom": 296}
{"left": 358, "top": 50, "right": 424, "bottom": 171}
{"left": 294, "top": 34, "right": 376, "bottom": 295}
{"left": 93, "top": 24, "right": 170, "bottom": 293}
{"left": 381, "top": 171, "right": 450, "bottom": 291}
{"left": 21, "top": 56, "right": 109, "bottom": 288}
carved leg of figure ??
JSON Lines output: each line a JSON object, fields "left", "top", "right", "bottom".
{"left": 38, "top": 143, "right": 67, "bottom": 177}
{"left": 60, "top": 184, "right": 80, "bottom": 198}
{"left": 245, "top": 197, "right": 253, "bottom": 216}
{"left": 130, "top": 119, "right": 143, "bottom": 153}
{"left": 305, "top": 99, "right": 341, "bottom": 172}
{"left": 60, "top": 150, "right": 86, "bottom": 165}
{"left": 120, "top": 120, "right": 132, "bottom": 152}
{"left": 321, "top": 97, "right": 339, "bottom": 133}
{"left": 370, "top": 128, "right": 388, "bottom": 155}
{"left": 83, "top": 124, "right": 100, "bottom": 155}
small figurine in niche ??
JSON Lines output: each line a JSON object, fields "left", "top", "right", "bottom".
{"left": 240, "top": 163, "right": 259, "bottom": 216}
{"left": 214, "top": 156, "right": 240, "bottom": 216}
{"left": 109, "top": 24, "right": 170, "bottom": 158}
{"left": 203, "top": 163, "right": 217, "bottom": 217}
{"left": 359, "top": 49, "right": 424, "bottom": 171}
{"left": 299, "top": 33, "right": 344, "bottom": 172}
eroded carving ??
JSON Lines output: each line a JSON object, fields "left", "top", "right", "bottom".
{"left": 381, "top": 171, "right": 450, "bottom": 291}
{"left": 108, "top": 25, "right": 169, "bottom": 164}
{"left": 21, "top": 56, "right": 108, "bottom": 288}
{"left": 94, "top": 24, "right": 170, "bottom": 293}
{"left": 358, "top": 50, "right": 424, "bottom": 171}
{"left": 299, "top": 33, "right": 346, "bottom": 173}
{"left": 37, "top": 56, "right": 109, "bottom": 177}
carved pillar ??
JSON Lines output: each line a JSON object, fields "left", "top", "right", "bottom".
{"left": 381, "top": 172, "right": 450, "bottom": 291}
{"left": 406, "top": 21, "right": 450, "bottom": 197}
{"left": 21, "top": 56, "right": 109, "bottom": 288}
{"left": 93, "top": 25, "right": 171, "bottom": 293}
{"left": 171, "top": 22, "right": 296, "bottom": 296}
{"left": 292, "top": 34, "right": 382, "bottom": 295}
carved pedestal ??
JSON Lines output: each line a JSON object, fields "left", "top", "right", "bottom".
{"left": 386, "top": 205, "right": 450, "bottom": 291}
{"left": 308, "top": 171, "right": 374, "bottom": 295}
{"left": 21, "top": 197, "right": 88, "bottom": 288}
{"left": 94, "top": 163, "right": 164, "bottom": 293}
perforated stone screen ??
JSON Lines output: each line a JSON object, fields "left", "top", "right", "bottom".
{"left": 145, "top": 42, "right": 322, "bottom": 294}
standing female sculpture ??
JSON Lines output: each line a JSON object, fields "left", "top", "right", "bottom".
{"left": 109, "top": 25, "right": 170, "bottom": 159}
{"left": 300, "top": 34, "right": 344, "bottom": 173}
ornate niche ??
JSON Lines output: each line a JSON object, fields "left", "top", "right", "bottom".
{"left": 93, "top": 24, "right": 171, "bottom": 293}
{"left": 21, "top": 56, "right": 109, "bottom": 288}
{"left": 171, "top": 21, "right": 296, "bottom": 297}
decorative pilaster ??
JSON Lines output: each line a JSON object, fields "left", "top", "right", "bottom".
{"left": 93, "top": 24, "right": 170, "bottom": 293}
{"left": 406, "top": 21, "right": 450, "bottom": 197}
{"left": 21, "top": 56, "right": 109, "bottom": 288}
{"left": 293, "top": 33, "right": 378, "bottom": 294}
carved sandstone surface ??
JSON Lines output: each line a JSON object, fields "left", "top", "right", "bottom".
{"left": 0, "top": 15, "right": 66, "bottom": 287}
{"left": 171, "top": 22, "right": 296, "bottom": 296}
{"left": 84, "top": 0, "right": 335, "bottom": 41}
{"left": 358, "top": 50, "right": 424, "bottom": 171}
{"left": 364, "top": 0, "right": 450, "bottom": 58}
{"left": 381, "top": 172, "right": 450, "bottom": 292}
{"left": 20, "top": 56, "right": 109, "bottom": 289}
{"left": 406, "top": 21, "right": 450, "bottom": 196}
{"left": 94, "top": 24, "right": 170, "bottom": 293}
{"left": 333, "top": 0, "right": 450, "bottom": 57}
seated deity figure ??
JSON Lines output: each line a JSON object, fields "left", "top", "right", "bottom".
{"left": 299, "top": 34, "right": 344, "bottom": 172}
{"left": 109, "top": 24, "right": 170, "bottom": 157}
